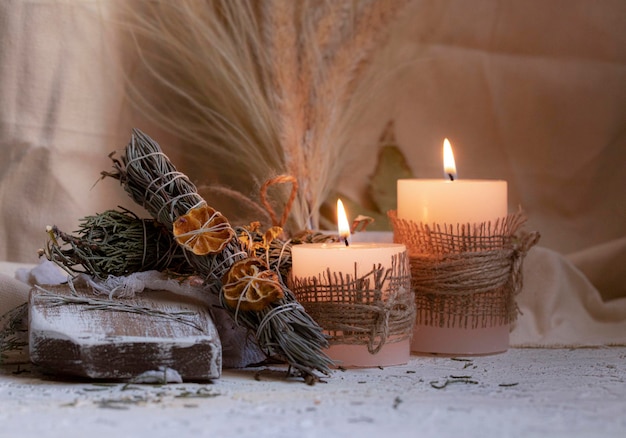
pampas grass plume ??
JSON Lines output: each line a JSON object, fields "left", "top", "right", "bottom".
{"left": 115, "top": 0, "right": 409, "bottom": 232}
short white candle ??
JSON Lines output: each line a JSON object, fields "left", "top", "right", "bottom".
{"left": 291, "top": 200, "right": 411, "bottom": 367}
{"left": 396, "top": 138, "right": 510, "bottom": 355}
{"left": 291, "top": 242, "right": 405, "bottom": 281}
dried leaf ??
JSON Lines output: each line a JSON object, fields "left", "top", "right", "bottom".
{"left": 320, "top": 122, "right": 414, "bottom": 231}
{"left": 263, "top": 226, "right": 284, "bottom": 248}
{"left": 368, "top": 144, "right": 414, "bottom": 214}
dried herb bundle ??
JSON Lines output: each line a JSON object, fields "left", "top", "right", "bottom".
{"left": 44, "top": 208, "right": 190, "bottom": 279}
{"left": 46, "top": 213, "right": 337, "bottom": 290}
{"left": 103, "top": 129, "right": 205, "bottom": 229}
{"left": 104, "top": 129, "right": 333, "bottom": 379}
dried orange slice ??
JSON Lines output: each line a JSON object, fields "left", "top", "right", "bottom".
{"left": 173, "top": 204, "right": 234, "bottom": 255}
{"left": 222, "top": 257, "right": 284, "bottom": 311}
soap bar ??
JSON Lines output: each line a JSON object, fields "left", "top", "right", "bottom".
{"left": 29, "top": 284, "right": 221, "bottom": 381}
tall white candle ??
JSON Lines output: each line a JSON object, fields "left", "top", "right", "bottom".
{"left": 395, "top": 139, "right": 510, "bottom": 355}
{"left": 397, "top": 179, "right": 507, "bottom": 225}
{"left": 397, "top": 139, "right": 507, "bottom": 226}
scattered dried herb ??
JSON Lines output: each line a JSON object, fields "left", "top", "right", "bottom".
{"left": 175, "top": 388, "right": 219, "bottom": 399}
{"left": 430, "top": 376, "right": 479, "bottom": 389}
{"left": 0, "top": 303, "right": 28, "bottom": 365}
{"left": 81, "top": 387, "right": 111, "bottom": 392}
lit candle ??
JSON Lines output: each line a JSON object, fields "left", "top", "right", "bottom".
{"left": 291, "top": 200, "right": 412, "bottom": 367}
{"left": 396, "top": 139, "right": 510, "bottom": 355}
{"left": 397, "top": 138, "right": 507, "bottom": 226}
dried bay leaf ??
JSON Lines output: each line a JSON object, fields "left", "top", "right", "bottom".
{"left": 368, "top": 144, "right": 414, "bottom": 214}
{"left": 320, "top": 121, "right": 414, "bottom": 231}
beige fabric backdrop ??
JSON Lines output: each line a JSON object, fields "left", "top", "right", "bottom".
{"left": 0, "top": 0, "right": 625, "bottom": 346}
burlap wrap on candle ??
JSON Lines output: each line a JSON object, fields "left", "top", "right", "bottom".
{"left": 388, "top": 210, "right": 539, "bottom": 329}
{"left": 290, "top": 253, "right": 415, "bottom": 354}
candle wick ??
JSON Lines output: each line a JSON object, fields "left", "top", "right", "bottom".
{"left": 343, "top": 237, "right": 350, "bottom": 247}
{"left": 447, "top": 173, "right": 455, "bottom": 181}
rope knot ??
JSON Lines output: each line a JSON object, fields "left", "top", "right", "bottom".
{"left": 260, "top": 175, "right": 298, "bottom": 228}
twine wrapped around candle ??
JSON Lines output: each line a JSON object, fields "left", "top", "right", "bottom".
{"left": 290, "top": 253, "right": 415, "bottom": 354}
{"left": 388, "top": 210, "right": 539, "bottom": 329}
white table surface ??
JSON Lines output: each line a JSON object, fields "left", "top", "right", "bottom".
{"left": 1, "top": 347, "right": 624, "bottom": 438}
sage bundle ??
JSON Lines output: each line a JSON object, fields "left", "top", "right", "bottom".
{"left": 103, "top": 129, "right": 332, "bottom": 379}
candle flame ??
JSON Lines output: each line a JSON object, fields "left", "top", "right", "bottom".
{"left": 443, "top": 138, "right": 457, "bottom": 181}
{"left": 336, "top": 199, "right": 350, "bottom": 244}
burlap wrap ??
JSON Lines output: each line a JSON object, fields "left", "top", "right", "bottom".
{"left": 290, "top": 252, "right": 415, "bottom": 354}
{"left": 388, "top": 210, "right": 539, "bottom": 329}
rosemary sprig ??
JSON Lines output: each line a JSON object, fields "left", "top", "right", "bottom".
{"left": 44, "top": 208, "right": 191, "bottom": 279}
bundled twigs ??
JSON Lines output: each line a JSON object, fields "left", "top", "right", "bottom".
{"left": 103, "top": 129, "right": 332, "bottom": 380}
